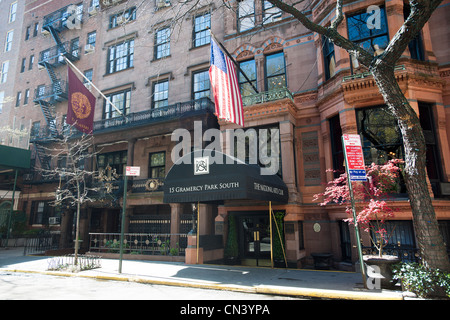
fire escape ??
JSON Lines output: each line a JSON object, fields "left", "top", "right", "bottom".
{"left": 30, "top": 5, "right": 81, "bottom": 177}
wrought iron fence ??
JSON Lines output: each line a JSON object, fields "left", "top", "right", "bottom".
{"left": 47, "top": 254, "right": 102, "bottom": 271}
{"left": 89, "top": 233, "right": 187, "bottom": 256}
{"left": 23, "top": 233, "right": 60, "bottom": 255}
{"left": 93, "top": 97, "right": 214, "bottom": 134}
{"left": 362, "top": 245, "right": 420, "bottom": 263}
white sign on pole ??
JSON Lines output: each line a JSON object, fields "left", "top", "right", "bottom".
{"left": 125, "top": 166, "right": 140, "bottom": 176}
{"left": 342, "top": 134, "right": 367, "bottom": 181}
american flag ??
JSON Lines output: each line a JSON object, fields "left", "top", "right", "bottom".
{"left": 209, "top": 38, "right": 244, "bottom": 127}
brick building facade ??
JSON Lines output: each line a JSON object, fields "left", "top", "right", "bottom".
{"left": 0, "top": 0, "right": 449, "bottom": 269}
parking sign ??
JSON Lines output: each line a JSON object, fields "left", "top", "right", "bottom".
{"left": 342, "top": 134, "right": 367, "bottom": 181}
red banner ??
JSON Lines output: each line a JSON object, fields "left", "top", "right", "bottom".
{"left": 67, "top": 67, "right": 96, "bottom": 134}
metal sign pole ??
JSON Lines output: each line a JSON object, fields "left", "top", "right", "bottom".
{"left": 342, "top": 136, "right": 367, "bottom": 288}
{"left": 118, "top": 173, "right": 127, "bottom": 274}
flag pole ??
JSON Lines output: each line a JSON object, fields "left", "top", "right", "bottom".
{"left": 208, "top": 29, "right": 259, "bottom": 94}
{"left": 60, "top": 54, "right": 125, "bottom": 118}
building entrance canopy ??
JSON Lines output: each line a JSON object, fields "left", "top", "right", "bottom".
{"left": 163, "top": 150, "right": 288, "bottom": 204}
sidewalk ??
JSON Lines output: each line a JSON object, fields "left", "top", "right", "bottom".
{"left": 0, "top": 247, "right": 406, "bottom": 300}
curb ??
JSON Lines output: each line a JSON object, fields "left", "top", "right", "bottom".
{"left": 0, "top": 267, "right": 404, "bottom": 300}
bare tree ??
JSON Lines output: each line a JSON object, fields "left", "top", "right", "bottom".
{"left": 41, "top": 128, "right": 99, "bottom": 266}
{"left": 262, "top": 0, "right": 449, "bottom": 271}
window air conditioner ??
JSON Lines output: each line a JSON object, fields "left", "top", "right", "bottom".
{"left": 84, "top": 44, "right": 95, "bottom": 54}
{"left": 156, "top": 0, "right": 171, "bottom": 8}
{"left": 48, "top": 217, "right": 60, "bottom": 225}
{"left": 88, "top": 6, "right": 98, "bottom": 16}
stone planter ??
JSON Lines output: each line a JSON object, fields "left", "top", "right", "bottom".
{"left": 364, "top": 255, "right": 400, "bottom": 289}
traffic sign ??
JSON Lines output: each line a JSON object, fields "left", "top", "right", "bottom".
{"left": 342, "top": 134, "right": 367, "bottom": 181}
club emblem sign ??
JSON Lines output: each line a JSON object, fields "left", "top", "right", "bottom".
{"left": 71, "top": 92, "right": 92, "bottom": 119}
{"left": 194, "top": 156, "right": 209, "bottom": 175}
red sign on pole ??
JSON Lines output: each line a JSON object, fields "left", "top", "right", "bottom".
{"left": 342, "top": 134, "right": 367, "bottom": 181}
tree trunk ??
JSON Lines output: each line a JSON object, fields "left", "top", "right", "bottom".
{"left": 371, "top": 61, "right": 450, "bottom": 272}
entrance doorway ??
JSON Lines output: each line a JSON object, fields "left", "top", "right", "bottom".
{"left": 237, "top": 213, "right": 272, "bottom": 267}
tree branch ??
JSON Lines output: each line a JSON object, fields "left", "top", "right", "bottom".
{"left": 266, "top": 0, "right": 373, "bottom": 66}
{"left": 381, "top": 0, "right": 443, "bottom": 65}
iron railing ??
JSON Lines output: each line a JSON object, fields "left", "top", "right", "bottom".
{"left": 34, "top": 80, "right": 68, "bottom": 103}
{"left": 23, "top": 233, "right": 60, "bottom": 255}
{"left": 43, "top": 5, "right": 83, "bottom": 32}
{"left": 38, "top": 42, "right": 79, "bottom": 66}
{"left": 89, "top": 233, "right": 187, "bottom": 256}
{"left": 362, "top": 245, "right": 420, "bottom": 263}
{"left": 93, "top": 97, "right": 214, "bottom": 134}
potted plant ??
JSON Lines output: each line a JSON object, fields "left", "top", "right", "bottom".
{"left": 272, "top": 211, "right": 287, "bottom": 268}
{"left": 314, "top": 159, "right": 404, "bottom": 288}
{"left": 224, "top": 215, "right": 239, "bottom": 264}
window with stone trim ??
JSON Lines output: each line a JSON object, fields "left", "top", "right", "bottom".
{"left": 107, "top": 38, "right": 134, "bottom": 74}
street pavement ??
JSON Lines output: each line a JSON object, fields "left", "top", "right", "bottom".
{"left": 0, "top": 247, "right": 407, "bottom": 300}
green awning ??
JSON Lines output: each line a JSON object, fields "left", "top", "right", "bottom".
{"left": 163, "top": 150, "right": 288, "bottom": 204}
{"left": 0, "top": 145, "right": 31, "bottom": 171}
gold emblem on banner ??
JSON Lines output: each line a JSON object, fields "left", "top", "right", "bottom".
{"left": 71, "top": 92, "right": 92, "bottom": 119}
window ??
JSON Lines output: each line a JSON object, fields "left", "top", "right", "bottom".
{"left": 25, "top": 26, "right": 30, "bottom": 41}
{"left": 329, "top": 115, "right": 344, "bottom": 174}
{"left": 29, "top": 55, "right": 34, "bottom": 70}
{"left": 1, "top": 61, "right": 9, "bottom": 83}
{"left": 419, "top": 102, "right": 443, "bottom": 196}
{"left": 30, "top": 201, "right": 57, "bottom": 225}
{"left": 87, "top": 31, "right": 96, "bottom": 47}
{"left": 15, "top": 91, "right": 21, "bottom": 107}
{"left": 103, "top": 89, "right": 131, "bottom": 119}
{"left": 31, "top": 121, "right": 40, "bottom": 136}
{"left": 265, "top": 52, "right": 286, "bottom": 91}
{"left": 97, "top": 151, "right": 127, "bottom": 176}
{"left": 36, "top": 84, "right": 46, "bottom": 98}
{"left": 9, "top": 2, "right": 17, "bottom": 23}
{"left": 71, "top": 38, "right": 79, "bottom": 58}
{"left": 109, "top": 7, "right": 136, "bottom": 29}
{"left": 33, "top": 22, "right": 39, "bottom": 37}
{"left": 404, "top": 5, "right": 424, "bottom": 61}
{"left": 32, "top": 201, "right": 45, "bottom": 225}
{"left": 356, "top": 106, "right": 404, "bottom": 166}
{"left": 0, "top": 91, "right": 4, "bottom": 113}
{"left": 24, "top": 89, "right": 30, "bottom": 105}
{"left": 238, "top": 0, "right": 255, "bottom": 32}
{"left": 193, "top": 70, "right": 210, "bottom": 100}
{"left": 155, "top": 27, "right": 170, "bottom": 59}
{"left": 20, "top": 58, "right": 26, "bottom": 73}
{"left": 149, "top": 152, "right": 165, "bottom": 178}
{"left": 323, "top": 36, "right": 336, "bottom": 80}
{"left": 107, "top": 38, "right": 134, "bottom": 74}
{"left": 193, "top": 12, "right": 210, "bottom": 47}
{"left": 263, "top": 1, "right": 282, "bottom": 24}
{"left": 239, "top": 59, "right": 257, "bottom": 96}
{"left": 152, "top": 80, "right": 169, "bottom": 108}
{"left": 83, "top": 69, "right": 93, "bottom": 83}
{"left": 347, "top": 7, "right": 388, "bottom": 71}
{"left": 5, "top": 30, "right": 14, "bottom": 52}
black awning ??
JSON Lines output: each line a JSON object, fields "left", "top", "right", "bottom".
{"left": 163, "top": 150, "right": 288, "bottom": 204}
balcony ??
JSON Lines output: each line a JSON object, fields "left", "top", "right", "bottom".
{"left": 93, "top": 97, "right": 215, "bottom": 134}
{"left": 42, "top": 5, "right": 83, "bottom": 33}
{"left": 38, "top": 42, "right": 80, "bottom": 67}
{"left": 33, "top": 80, "right": 68, "bottom": 104}
{"left": 242, "top": 87, "right": 293, "bottom": 107}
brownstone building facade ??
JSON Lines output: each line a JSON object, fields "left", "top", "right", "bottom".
{"left": 1, "top": 0, "right": 449, "bottom": 269}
